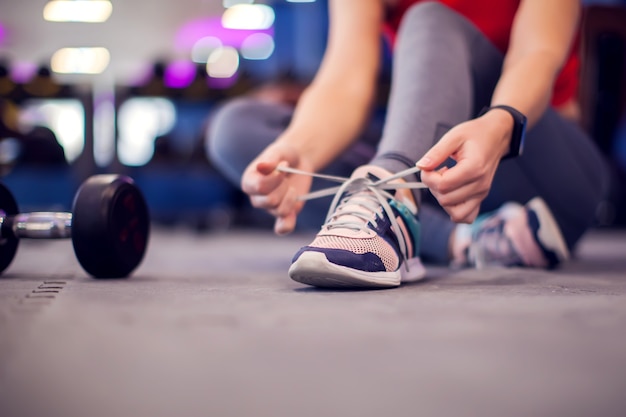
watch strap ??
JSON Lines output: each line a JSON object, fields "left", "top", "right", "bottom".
{"left": 479, "top": 105, "right": 527, "bottom": 159}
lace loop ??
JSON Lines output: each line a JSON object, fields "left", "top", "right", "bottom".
{"left": 276, "top": 164, "right": 427, "bottom": 201}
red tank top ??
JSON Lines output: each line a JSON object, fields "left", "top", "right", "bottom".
{"left": 383, "top": 0, "right": 579, "bottom": 107}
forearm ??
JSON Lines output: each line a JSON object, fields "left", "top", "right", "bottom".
{"left": 276, "top": 80, "right": 375, "bottom": 172}
{"left": 489, "top": 0, "right": 580, "bottom": 159}
{"left": 490, "top": 50, "right": 562, "bottom": 127}
{"left": 491, "top": 0, "right": 580, "bottom": 128}
{"left": 271, "top": 0, "right": 383, "bottom": 173}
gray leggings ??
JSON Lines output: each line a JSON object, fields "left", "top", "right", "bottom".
{"left": 207, "top": 2, "right": 610, "bottom": 263}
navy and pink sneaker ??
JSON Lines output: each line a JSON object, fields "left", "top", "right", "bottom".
{"left": 452, "top": 197, "right": 570, "bottom": 269}
{"left": 284, "top": 165, "right": 426, "bottom": 289}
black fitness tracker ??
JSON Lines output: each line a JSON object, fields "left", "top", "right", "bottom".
{"left": 479, "top": 105, "right": 527, "bottom": 160}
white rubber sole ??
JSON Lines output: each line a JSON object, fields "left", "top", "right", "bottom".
{"left": 288, "top": 251, "right": 426, "bottom": 289}
{"left": 527, "top": 197, "right": 570, "bottom": 263}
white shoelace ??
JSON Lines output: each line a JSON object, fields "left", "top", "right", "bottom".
{"left": 277, "top": 164, "right": 427, "bottom": 267}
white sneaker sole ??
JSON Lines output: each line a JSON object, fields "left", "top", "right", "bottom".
{"left": 527, "top": 197, "right": 570, "bottom": 263}
{"left": 288, "top": 251, "right": 426, "bottom": 289}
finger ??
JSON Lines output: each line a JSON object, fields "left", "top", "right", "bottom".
{"left": 416, "top": 132, "right": 463, "bottom": 171}
{"left": 420, "top": 169, "right": 441, "bottom": 191}
{"left": 445, "top": 198, "right": 482, "bottom": 224}
{"left": 420, "top": 165, "right": 446, "bottom": 186}
{"left": 242, "top": 163, "right": 287, "bottom": 195}
{"left": 273, "top": 186, "right": 303, "bottom": 235}
{"left": 257, "top": 160, "right": 287, "bottom": 176}
{"left": 275, "top": 212, "right": 297, "bottom": 235}
{"left": 422, "top": 160, "right": 481, "bottom": 195}
{"left": 274, "top": 185, "right": 301, "bottom": 218}
{"left": 249, "top": 179, "right": 290, "bottom": 210}
{"left": 424, "top": 169, "right": 486, "bottom": 219}
{"left": 464, "top": 204, "right": 481, "bottom": 224}
{"left": 431, "top": 180, "right": 487, "bottom": 208}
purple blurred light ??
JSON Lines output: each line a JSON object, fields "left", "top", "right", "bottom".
{"left": 164, "top": 60, "right": 197, "bottom": 88}
{"left": 175, "top": 17, "right": 273, "bottom": 51}
{"left": 0, "top": 23, "right": 6, "bottom": 45}
{"left": 11, "top": 62, "right": 38, "bottom": 83}
{"left": 208, "top": 76, "right": 237, "bottom": 89}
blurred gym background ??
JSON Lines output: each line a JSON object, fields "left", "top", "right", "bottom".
{"left": 0, "top": 0, "right": 624, "bottom": 232}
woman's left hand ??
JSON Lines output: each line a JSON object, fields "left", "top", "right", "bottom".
{"left": 417, "top": 109, "right": 515, "bottom": 223}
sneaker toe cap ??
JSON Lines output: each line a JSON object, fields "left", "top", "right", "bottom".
{"left": 292, "top": 246, "right": 388, "bottom": 273}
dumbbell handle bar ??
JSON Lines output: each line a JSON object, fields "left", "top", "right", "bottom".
{"left": 0, "top": 212, "right": 73, "bottom": 239}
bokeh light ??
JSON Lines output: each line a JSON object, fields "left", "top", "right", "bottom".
{"left": 175, "top": 17, "right": 273, "bottom": 51}
{"left": 43, "top": 0, "right": 113, "bottom": 23}
{"left": 117, "top": 98, "right": 176, "bottom": 166}
{"left": 164, "top": 60, "right": 197, "bottom": 88}
{"left": 191, "top": 36, "right": 223, "bottom": 63}
{"left": 206, "top": 46, "right": 239, "bottom": 78}
{"left": 240, "top": 33, "right": 275, "bottom": 60}
{"left": 10, "top": 62, "right": 37, "bottom": 83}
{"left": 51, "top": 47, "right": 110, "bottom": 74}
{"left": 223, "top": 0, "right": 253, "bottom": 7}
{"left": 18, "top": 99, "right": 85, "bottom": 163}
{"left": 221, "top": 4, "right": 275, "bottom": 30}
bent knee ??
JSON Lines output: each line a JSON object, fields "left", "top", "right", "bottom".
{"left": 207, "top": 97, "right": 291, "bottom": 184}
{"left": 400, "top": 1, "right": 465, "bottom": 33}
{"left": 210, "top": 99, "right": 259, "bottom": 148}
{"left": 207, "top": 98, "right": 264, "bottom": 164}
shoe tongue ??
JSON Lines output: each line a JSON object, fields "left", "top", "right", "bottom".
{"left": 367, "top": 172, "right": 382, "bottom": 182}
{"left": 351, "top": 165, "right": 389, "bottom": 180}
{"left": 323, "top": 171, "right": 382, "bottom": 234}
{"left": 339, "top": 185, "right": 379, "bottom": 223}
{"left": 354, "top": 166, "right": 417, "bottom": 215}
{"left": 367, "top": 172, "right": 401, "bottom": 199}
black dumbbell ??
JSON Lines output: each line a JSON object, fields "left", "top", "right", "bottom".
{"left": 0, "top": 175, "right": 150, "bottom": 278}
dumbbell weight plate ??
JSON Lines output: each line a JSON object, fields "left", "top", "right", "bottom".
{"left": 71, "top": 175, "right": 150, "bottom": 278}
{"left": 0, "top": 183, "right": 19, "bottom": 275}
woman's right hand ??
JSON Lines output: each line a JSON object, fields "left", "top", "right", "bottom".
{"left": 241, "top": 141, "right": 313, "bottom": 235}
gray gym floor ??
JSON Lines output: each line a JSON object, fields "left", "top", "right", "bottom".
{"left": 1, "top": 226, "right": 625, "bottom": 417}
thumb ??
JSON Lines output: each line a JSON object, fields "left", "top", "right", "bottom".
{"left": 416, "top": 134, "right": 461, "bottom": 171}
{"left": 256, "top": 160, "right": 283, "bottom": 175}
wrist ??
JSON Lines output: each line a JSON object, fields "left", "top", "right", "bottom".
{"left": 272, "top": 134, "right": 316, "bottom": 172}
{"left": 479, "top": 105, "right": 527, "bottom": 159}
